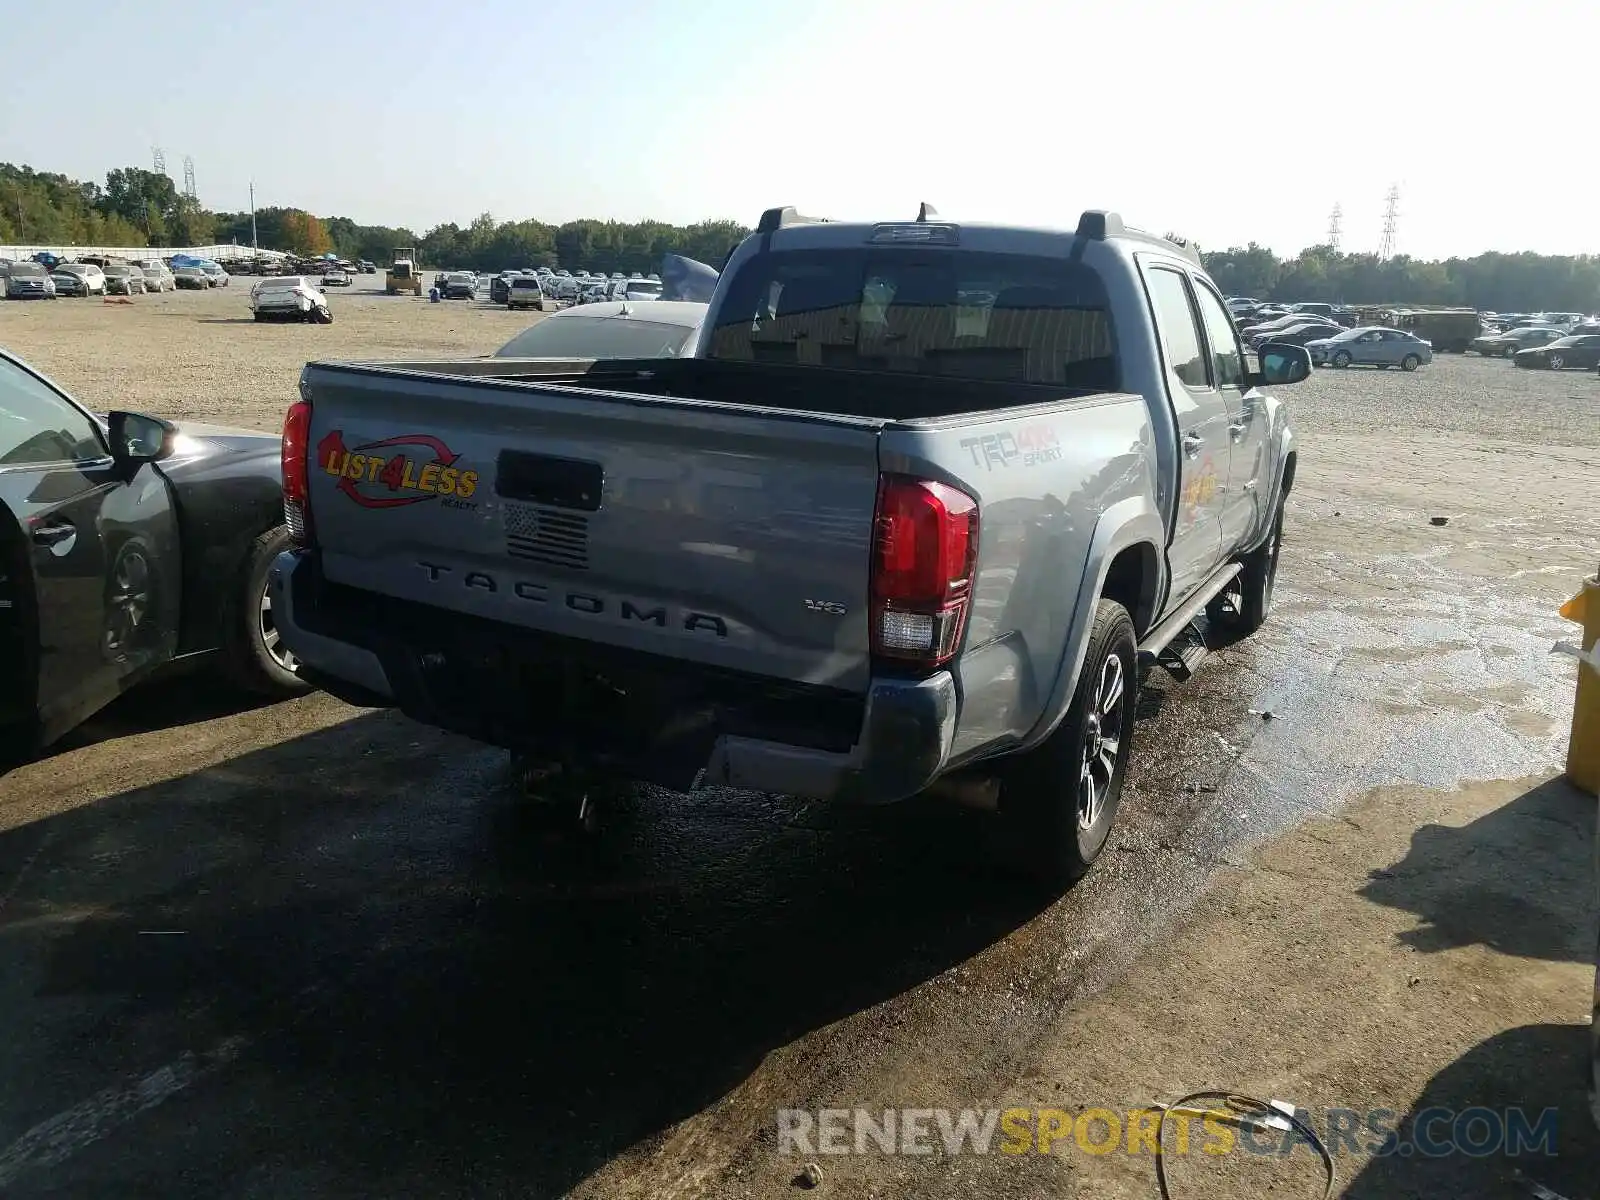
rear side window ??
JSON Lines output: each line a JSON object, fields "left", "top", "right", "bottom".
{"left": 707, "top": 249, "right": 1116, "bottom": 389}
{"left": 1144, "top": 268, "right": 1209, "bottom": 389}
{"left": 1192, "top": 284, "right": 1246, "bottom": 389}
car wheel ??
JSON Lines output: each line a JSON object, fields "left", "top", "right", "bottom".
{"left": 1207, "top": 494, "right": 1284, "bottom": 638}
{"left": 103, "top": 541, "right": 156, "bottom": 661}
{"left": 1401, "top": 354, "right": 1421, "bottom": 372}
{"left": 254, "top": 311, "right": 265, "bottom": 321}
{"left": 1503, "top": 345, "right": 1517, "bottom": 357}
{"left": 1548, "top": 354, "right": 1565, "bottom": 370}
{"left": 312, "top": 305, "right": 333, "bottom": 324}
{"left": 998, "top": 598, "right": 1137, "bottom": 891}
{"left": 222, "top": 526, "right": 310, "bottom": 697}
{"left": 1332, "top": 350, "right": 1352, "bottom": 368}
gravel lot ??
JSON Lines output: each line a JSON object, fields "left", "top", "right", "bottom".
{"left": 0, "top": 275, "right": 538, "bottom": 430}
{"left": 0, "top": 290, "right": 1596, "bottom": 1198}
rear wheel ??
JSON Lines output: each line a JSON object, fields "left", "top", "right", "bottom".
{"left": 222, "top": 526, "right": 310, "bottom": 698}
{"left": 1549, "top": 353, "right": 1566, "bottom": 370}
{"left": 998, "top": 599, "right": 1137, "bottom": 891}
{"left": 1401, "top": 354, "right": 1421, "bottom": 371}
{"left": 1207, "top": 494, "right": 1284, "bottom": 638}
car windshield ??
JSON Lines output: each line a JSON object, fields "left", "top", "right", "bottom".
{"left": 57, "top": 264, "right": 88, "bottom": 275}
{"left": 494, "top": 315, "right": 700, "bottom": 359}
{"left": 1547, "top": 336, "right": 1582, "bottom": 347}
{"left": 104, "top": 265, "right": 132, "bottom": 276}
{"left": 448, "top": 273, "right": 472, "bottom": 282}
{"left": 263, "top": 277, "right": 304, "bottom": 287}
{"left": 141, "top": 267, "right": 163, "bottom": 276}
{"left": 707, "top": 247, "right": 1116, "bottom": 387}
{"left": 11, "top": 263, "right": 45, "bottom": 277}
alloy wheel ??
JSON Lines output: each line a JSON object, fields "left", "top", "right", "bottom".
{"left": 259, "top": 585, "right": 298, "bottom": 673}
{"left": 1078, "top": 654, "right": 1127, "bottom": 830}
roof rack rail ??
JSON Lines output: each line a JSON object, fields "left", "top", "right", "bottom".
{"left": 756, "top": 206, "right": 829, "bottom": 234}
{"left": 1076, "top": 210, "right": 1126, "bottom": 240}
{"left": 917, "top": 202, "right": 940, "bottom": 222}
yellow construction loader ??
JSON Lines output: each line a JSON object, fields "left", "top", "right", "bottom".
{"left": 385, "top": 247, "right": 422, "bottom": 296}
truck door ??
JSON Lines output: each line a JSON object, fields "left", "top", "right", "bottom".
{"left": 1141, "top": 264, "right": 1229, "bottom": 604}
{"left": 0, "top": 356, "right": 181, "bottom": 745}
{"left": 1191, "top": 280, "right": 1269, "bottom": 552}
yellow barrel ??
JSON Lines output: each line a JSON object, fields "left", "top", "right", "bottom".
{"left": 1560, "top": 575, "right": 1600, "bottom": 796}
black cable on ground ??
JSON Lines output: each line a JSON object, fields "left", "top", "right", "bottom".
{"left": 1154, "top": 1091, "right": 1335, "bottom": 1200}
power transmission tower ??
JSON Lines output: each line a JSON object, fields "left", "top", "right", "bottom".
{"left": 151, "top": 146, "right": 166, "bottom": 174}
{"left": 182, "top": 156, "right": 197, "bottom": 203}
{"left": 1326, "top": 203, "right": 1343, "bottom": 252}
{"left": 1378, "top": 185, "right": 1400, "bottom": 260}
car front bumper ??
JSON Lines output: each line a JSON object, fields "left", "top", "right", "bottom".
{"left": 270, "top": 550, "right": 958, "bottom": 804}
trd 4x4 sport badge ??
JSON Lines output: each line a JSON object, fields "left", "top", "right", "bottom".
{"left": 317, "top": 430, "right": 479, "bottom": 509}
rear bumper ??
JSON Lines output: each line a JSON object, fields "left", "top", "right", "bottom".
{"left": 270, "top": 551, "right": 957, "bottom": 803}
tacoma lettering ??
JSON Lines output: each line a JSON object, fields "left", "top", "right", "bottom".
{"left": 416, "top": 562, "right": 727, "bottom": 637}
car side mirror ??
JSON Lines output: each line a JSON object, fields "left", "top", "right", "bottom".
{"left": 107, "top": 410, "right": 176, "bottom": 467}
{"left": 1249, "top": 343, "right": 1312, "bottom": 387}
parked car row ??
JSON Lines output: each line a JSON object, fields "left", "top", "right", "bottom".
{"left": 2, "top": 257, "right": 185, "bottom": 298}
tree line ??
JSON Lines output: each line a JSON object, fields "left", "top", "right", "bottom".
{"left": 5, "top": 159, "right": 1598, "bottom": 311}
{"left": 1200, "top": 243, "right": 1600, "bottom": 315}
{"left": 2, "top": 160, "right": 748, "bottom": 278}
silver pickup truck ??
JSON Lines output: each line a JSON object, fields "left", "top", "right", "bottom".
{"left": 271, "top": 206, "right": 1310, "bottom": 887}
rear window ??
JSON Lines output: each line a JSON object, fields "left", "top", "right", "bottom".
{"left": 625, "top": 280, "right": 663, "bottom": 296}
{"left": 707, "top": 248, "right": 1116, "bottom": 387}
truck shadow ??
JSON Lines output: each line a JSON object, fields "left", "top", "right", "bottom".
{"left": 0, "top": 710, "right": 1048, "bottom": 1197}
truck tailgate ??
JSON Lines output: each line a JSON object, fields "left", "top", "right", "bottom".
{"left": 302, "top": 367, "right": 882, "bottom": 692}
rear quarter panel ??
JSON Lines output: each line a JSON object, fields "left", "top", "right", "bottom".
{"left": 881, "top": 393, "right": 1161, "bottom": 761}
{"left": 156, "top": 433, "right": 284, "bottom": 652}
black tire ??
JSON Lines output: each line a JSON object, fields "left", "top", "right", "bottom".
{"left": 222, "top": 526, "right": 310, "bottom": 698}
{"left": 1207, "top": 495, "right": 1285, "bottom": 638}
{"left": 1548, "top": 354, "right": 1565, "bottom": 370}
{"left": 1401, "top": 354, "right": 1420, "bottom": 372}
{"left": 998, "top": 599, "right": 1138, "bottom": 891}
{"left": 311, "top": 305, "right": 333, "bottom": 324}
{"left": 1332, "top": 350, "right": 1352, "bottom": 368}
{"left": 253, "top": 311, "right": 265, "bottom": 321}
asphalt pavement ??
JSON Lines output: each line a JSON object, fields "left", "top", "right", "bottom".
{"left": 0, "top": 352, "right": 1592, "bottom": 1198}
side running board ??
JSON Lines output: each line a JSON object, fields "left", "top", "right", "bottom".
{"left": 1137, "top": 561, "right": 1242, "bottom": 678}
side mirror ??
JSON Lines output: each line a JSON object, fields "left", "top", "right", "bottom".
{"left": 107, "top": 410, "right": 176, "bottom": 467}
{"left": 1251, "top": 343, "right": 1312, "bottom": 387}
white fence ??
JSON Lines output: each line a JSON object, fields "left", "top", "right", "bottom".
{"left": 0, "top": 243, "right": 290, "bottom": 262}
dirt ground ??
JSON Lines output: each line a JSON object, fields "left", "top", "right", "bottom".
{"left": 0, "top": 284, "right": 1597, "bottom": 1199}
{"left": 0, "top": 276, "right": 538, "bottom": 429}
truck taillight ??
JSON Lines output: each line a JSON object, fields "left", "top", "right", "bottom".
{"left": 281, "top": 399, "right": 313, "bottom": 545}
{"left": 870, "top": 475, "right": 979, "bottom": 668}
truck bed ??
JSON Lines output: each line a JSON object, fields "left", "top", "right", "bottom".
{"left": 316, "top": 354, "right": 1105, "bottom": 424}
{"left": 290, "top": 354, "right": 1147, "bottom": 789}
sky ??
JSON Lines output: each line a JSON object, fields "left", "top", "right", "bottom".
{"left": 3, "top": 0, "right": 1596, "bottom": 261}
